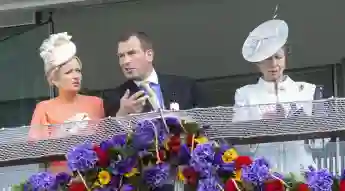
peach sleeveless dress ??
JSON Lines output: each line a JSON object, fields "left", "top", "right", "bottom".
{"left": 29, "top": 94, "right": 105, "bottom": 174}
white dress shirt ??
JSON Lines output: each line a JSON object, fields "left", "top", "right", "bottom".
{"left": 233, "top": 75, "right": 316, "bottom": 174}
{"left": 134, "top": 69, "right": 159, "bottom": 86}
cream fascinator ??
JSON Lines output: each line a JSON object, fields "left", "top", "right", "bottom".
{"left": 39, "top": 32, "right": 77, "bottom": 76}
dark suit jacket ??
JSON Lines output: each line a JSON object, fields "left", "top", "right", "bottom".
{"left": 103, "top": 74, "right": 205, "bottom": 117}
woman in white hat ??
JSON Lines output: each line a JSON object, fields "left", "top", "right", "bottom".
{"left": 233, "top": 20, "right": 320, "bottom": 174}
{"left": 29, "top": 32, "right": 105, "bottom": 173}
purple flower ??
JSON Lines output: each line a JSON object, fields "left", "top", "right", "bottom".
{"left": 213, "top": 144, "right": 235, "bottom": 173}
{"left": 165, "top": 117, "right": 182, "bottom": 134}
{"left": 55, "top": 172, "right": 71, "bottom": 185}
{"left": 213, "top": 144, "right": 231, "bottom": 165}
{"left": 94, "top": 187, "right": 113, "bottom": 191}
{"left": 190, "top": 143, "right": 215, "bottom": 177}
{"left": 241, "top": 157, "right": 271, "bottom": 185}
{"left": 110, "top": 157, "right": 136, "bottom": 175}
{"left": 132, "top": 120, "right": 155, "bottom": 150}
{"left": 306, "top": 166, "right": 333, "bottom": 191}
{"left": 152, "top": 119, "right": 168, "bottom": 144}
{"left": 28, "top": 172, "right": 56, "bottom": 190}
{"left": 219, "top": 162, "right": 235, "bottom": 173}
{"left": 191, "top": 143, "right": 215, "bottom": 161}
{"left": 143, "top": 163, "right": 170, "bottom": 188}
{"left": 197, "top": 177, "right": 222, "bottom": 191}
{"left": 178, "top": 144, "right": 191, "bottom": 164}
{"left": 66, "top": 142, "right": 98, "bottom": 172}
{"left": 100, "top": 134, "right": 127, "bottom": 151}
{"left": 121, "top": 184, "right": 134, "bottom": 191}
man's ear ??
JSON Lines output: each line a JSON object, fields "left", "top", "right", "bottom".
{"left": 146, "top": 49, "right": 154, "bottom": 62}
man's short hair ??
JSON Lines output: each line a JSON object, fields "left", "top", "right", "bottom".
{"left": 117, "top": 31, "right": 153, "bottom": 51}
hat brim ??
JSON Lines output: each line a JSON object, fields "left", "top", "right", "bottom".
{"left": 242, "top": 19, "right": 289, "bottom": 63}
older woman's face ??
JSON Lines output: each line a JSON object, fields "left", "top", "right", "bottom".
{"left": 257, "top": 48, "right": 286, "bottom": 81}
{"left": 52, "top": 58, "right": 82, "bottom": 92}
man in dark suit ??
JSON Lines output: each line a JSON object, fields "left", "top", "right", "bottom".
{"left": 103, "top": 31, "right": 204, "bottom": 117}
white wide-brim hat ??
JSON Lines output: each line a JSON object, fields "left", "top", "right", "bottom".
{"left": 242, "top": 19, "right": 289, "bottom": 63}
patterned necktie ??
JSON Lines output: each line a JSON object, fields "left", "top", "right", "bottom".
{"left": 140, "top": 81, "right": 164, "bottom": 110}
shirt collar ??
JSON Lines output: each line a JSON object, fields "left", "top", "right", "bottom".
{"left": 134, "top": 69, "right": 159, "bottom": 86}
{"left": 257, "top": 75, "right": 297, "bottom": 93}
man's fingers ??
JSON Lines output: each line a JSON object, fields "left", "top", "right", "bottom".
{"left": 134, "top": 95, "right": 149, "bottom": 105}
{"left": 130, "top": 90, "right": 145, "bottom": 100}
{"left": 122, "top": 89, "right": 130, "bottom": 99}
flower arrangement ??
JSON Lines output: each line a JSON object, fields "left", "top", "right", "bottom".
{"left": 11, "top": 116, "right": 345, "bottom": 191}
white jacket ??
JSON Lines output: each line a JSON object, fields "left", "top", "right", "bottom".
{"left": 233, "top": 75, "right": 316, "bottom": 174}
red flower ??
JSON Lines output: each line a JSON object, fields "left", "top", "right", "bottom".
{"left": 69, "top": 182, "right": 87, "bottom": 191}
{"left": 168, "top": 135, "right": 181, "bottom": 153}
{"left": 182, "top": 167, "right": 198, "bottom": 185}
{"left": 297, "top": 183, "right": 309, "bottom": 191}
{"left": 93, "top": 145, "right": 109, "bottom": 167}
{"left": 186, "top": 134, "right": 195, "bottom": 147}
{"left": 340, "top": 180, "right": 345, "bottom": 191}
{"left": 264, "top": 180, "right": 284, "bottom": 191}
{"left": 224, "top": 178, "right": 237, "bottom": 191}
{"left": 234, "top": 156, "right": 253, "bottom": 170}
{"left": 158, "top": 149, "right": 167, "bottom": 161}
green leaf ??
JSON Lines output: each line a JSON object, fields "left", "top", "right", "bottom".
{"left": 332, "top": 178, "right": 339, "bottom": 191}
{"left": 108, "top": 147, "right": 124, "bottom": 159}
{"left": 183, "top": 122, "right": 201, "bottom": 134}
{"left": 11, "top": 183, "right": 25, "bottom": 191}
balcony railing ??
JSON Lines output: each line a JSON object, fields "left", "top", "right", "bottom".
{"left": 1, "top": 98, "right": 345, "bottom": 188}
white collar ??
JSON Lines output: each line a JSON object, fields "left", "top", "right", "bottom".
{"left": 257, "top": 75, "right": 298, "bottom": 94}
{"left": 134, "top": 69, "right": 159, "bottom": 86}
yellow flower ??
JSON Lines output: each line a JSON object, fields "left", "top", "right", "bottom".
{"left": 222, "top": 148, "right": 238, "bottom": 163}
{"left": 124, "top": 168, "right": 139, "bottom": 178}
{"left": 194, "top": 136, "right": 208, "bottom": 144}
{"left": 98, "top": 170, "right": 111, "bottom": 185}
{"left": 177, "top": 167, "right": 185, "bottom": 181}
{"left": 235, "top": 170, "right": 242, "bottom": 181}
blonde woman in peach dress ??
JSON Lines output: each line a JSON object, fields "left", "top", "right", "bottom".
{"left": 29, "top": 32, "right": 105, "bottom": 174}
